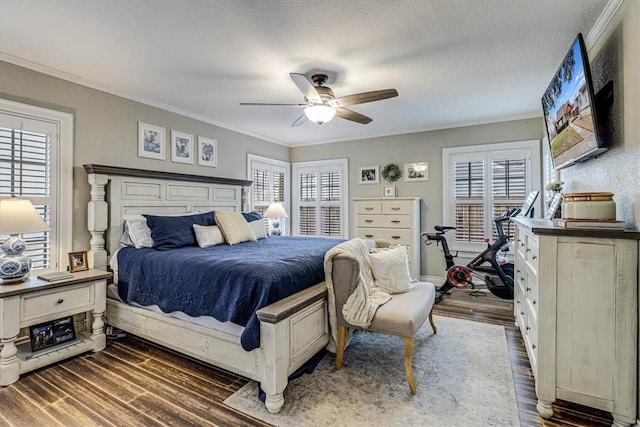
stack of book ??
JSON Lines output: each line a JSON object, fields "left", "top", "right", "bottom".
{"left": 552, "top": 218, "right": 625, "bottom": 230}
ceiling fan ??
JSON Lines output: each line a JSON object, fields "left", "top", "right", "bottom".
{"left": 240, "top": 73, "right": 398, "bottom": 126}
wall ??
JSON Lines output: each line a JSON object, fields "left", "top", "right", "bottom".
{"left": 561, "top": 0, "right": 639, "bottom": 229}
{"left": 290, "top": 118, "right": 544, "bottom": 278}
{"left": 0, "top": 61, "right": 289, "bottom": 250}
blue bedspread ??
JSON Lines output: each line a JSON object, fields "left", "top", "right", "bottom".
{"left": 117, "top": 236, "right": 343, "bottom": 351}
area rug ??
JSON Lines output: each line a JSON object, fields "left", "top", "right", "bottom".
{"left": 224, "top": 315, "right": 520, "bottom": 427}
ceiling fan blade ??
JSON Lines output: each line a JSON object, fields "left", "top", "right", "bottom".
{"left": 291, "top": 114, "right": 308, "bottom": 127}
{"left": 290, "top": 73, "right": 322, "bottom": 104}
{"left": 336, "top": 108, "right": 372, "bottom": 124}
{"left": 332, "top": 89, "right": 398, "bottom": 108}
{"left": 240, "top": 102, "right": 306, "bottom": 107}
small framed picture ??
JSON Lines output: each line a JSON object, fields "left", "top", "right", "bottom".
{"left": 358, "top": 166, "right": 379, "bottom": 184}
{"left": 545, "top": 193, "right": 563, "bottom": 220}
{"left": 68, "top": 251, "right": 88, "bottom": 273}
{"left": 138, "top": 122, "right": 166, "bottom": 160}
{"left": 404, "top": 162, "right": 429, "bottom": 182}
{"left": 383, "top": 185, "right": 396, "bottom": 198}
{"left": 171, "top": 130, "right": 194, "bottom": 164}
{"left": 198, "top": 136, "right": 218, "bottom": 167}
{"left": 29, "top": 316, "right": 76, "bottom": 352}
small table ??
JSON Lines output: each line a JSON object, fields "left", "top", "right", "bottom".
{"left": 0, "top": 269, "right": 112, "bottom": 386}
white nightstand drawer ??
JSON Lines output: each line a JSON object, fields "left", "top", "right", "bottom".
{"left": 21, "top": 283, "right": 95, "bottom": 324}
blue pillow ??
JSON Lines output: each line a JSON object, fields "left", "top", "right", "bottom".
{"left": 144, "top": 212, "right": 215, "bottom": 250}
{"left": 241, "top": 211, "right": 262, "bottom": 222}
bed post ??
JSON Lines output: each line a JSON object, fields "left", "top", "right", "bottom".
{"left": 260, "top": 321, "right": 288, "bottom": 413}
{"left": 87, "top": 173, "right": 109, "bottom": 269}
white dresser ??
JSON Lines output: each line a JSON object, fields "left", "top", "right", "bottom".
{"left": 512, "top": 218, "right": 638, "bottom": 427}
{"left": 353, "top": 197, "right": 421, "bottom": 279}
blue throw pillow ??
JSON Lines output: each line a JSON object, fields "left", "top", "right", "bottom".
{"left": 241, "top": 211, "right": 262, "bottom": 222}
{"left": 144, "top": 212, "right": 215, "bottom": 250}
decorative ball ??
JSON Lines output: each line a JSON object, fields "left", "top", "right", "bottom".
{"left": 1, "top": 236, "right": 26, "bottom": 255}
{"left": 381, "top": 163, "right": 402, "bottom": 182}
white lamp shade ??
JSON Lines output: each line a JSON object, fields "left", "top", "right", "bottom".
{"left": 0, "top": 197, "right": 50, "bottom": 234}
{"left": 304, "top": 105, "right": 336, "bottom": 125}
{"left": 264, "top": 202, "right": 289, "bottom": 219}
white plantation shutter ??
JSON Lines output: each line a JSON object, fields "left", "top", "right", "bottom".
{"left": 443, "top": 141, "right": 540, "bottom": 253}
{"left": 0, "top": 99, "right": 73, "bottom": 273}
{"left": 293, "top": 159, "right": 348, "bottom": 238}
{"left": 247, "top": 155, "right": 290, "bottom": 234}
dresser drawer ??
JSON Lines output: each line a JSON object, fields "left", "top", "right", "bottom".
{"left": 357, "top": 228, "right": 411, "bottom": 245}
{"left": 382, "top": 200, "right": 414, "bottom": 215}
{"left": 357, "top": 214, "right": 410, "bottom": 229}
{"left": 21, "top": 283, "right": 95, "bottom": 325}
{"left": 524, "top": 312, "right": 538, "bottom": 378}
{"left": 356, "top": 201, "right": 382, "bottom": 215}
{"left": 525, "top": 234, "right": 539, "bottom": 273}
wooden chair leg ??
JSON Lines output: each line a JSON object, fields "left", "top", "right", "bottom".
{"left": 429, "top": 308, "right": 437, "bottom": 334}
{"left": 335, "top": 326, "right": 346, "bottom": 370}
{"left": 403, "top": 336, "right": 416, "bottom": 395}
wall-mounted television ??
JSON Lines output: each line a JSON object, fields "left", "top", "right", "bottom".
{"left": 541, "top": 33, "right": 608, "bottom": 170}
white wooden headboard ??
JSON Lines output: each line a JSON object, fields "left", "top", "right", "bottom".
{"left": 84, "top": 164, "right": 252, "bottom": 269}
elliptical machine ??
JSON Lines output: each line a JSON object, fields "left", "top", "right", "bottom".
{"left": 422, "top": 190, "right": 539, "bottom": 302}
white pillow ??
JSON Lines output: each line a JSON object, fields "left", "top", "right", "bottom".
{"left": 249, "top": 219, "right": 268, "bottom": 240}
{"left": 368, "top": 246, "right": 414, "bottom": 294}
{"left": 214, "top": 210, "right": 257, "bottom": 245}
{"left": 193, "top": 224, "right": 225, "bottom": 247}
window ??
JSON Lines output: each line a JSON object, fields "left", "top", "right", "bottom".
{"left": 443, "top": 140, "right": 540, "bottom": 253}
{"left": 247, "top": 154, "right": 290, "bottom": 234}
{"left": 0, "top": 99, "right": 73, "bottom": 273}
{"left": 292, "top": 159, "right": 348, "bottom": 238}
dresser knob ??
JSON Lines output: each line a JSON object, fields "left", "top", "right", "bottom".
{"left": 391, "top": 207, "right": 400, "bottom": 211}
{"left": 526, "top": 287, "right": 531, "bottom": 292}
{"left": 525, "top": 248, "right": 530, "bottom": 252}
{"left": 365, "top": 220, "right": 373, "bottom": 223}
{"left": 365, "top": 234, "right": 374, "bottom": 238}
{"left": 526, "top": 326, "right": 531, "bottom": 331}
{"left": 391, "top": 220, "right": 400, "bottom": 224}
{"left": 365, "top": 207, "right": 373, "bottom": 211}
{"left": 532, "top": 344, "right": 537, "bottom": 350}
{"left": 532, "top": 255, "right": 537, "bottom": 260}
{"left": 520, "top": 311, "right": 525, "bottom": 315}
{"left": 391, "top": 236, "right": 401, "bottom": 240}
{"left": 533, "top": 300, "right": 537, "bottom": 305}
{"left": 56, "top": 298, "right": 64, "bottom": 304}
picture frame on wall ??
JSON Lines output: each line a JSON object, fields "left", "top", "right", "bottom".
{"left": 382, "top": 185, "right": 396, "bottom": 198}
{"left": 198, "top": 136, "right": 218, "bottom": 167}
{"left": 358, "top": 166, "right": 379, "bottom": 184}
{"left": 171, "top": 130, "right": 194, "bottom": 164}
{"left": 138, "top": 122, "right": 166, "bottom": 160}
{"left": 404, "top": 162, "right": 429, "bottom": 182}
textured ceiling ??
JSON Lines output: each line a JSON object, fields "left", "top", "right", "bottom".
{"left": 0, "top": 0, "right": 608, "bottom": 146}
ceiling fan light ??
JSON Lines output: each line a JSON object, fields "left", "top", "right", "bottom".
{"left": 304, "top": 105, "right": 336, "bottom": 125}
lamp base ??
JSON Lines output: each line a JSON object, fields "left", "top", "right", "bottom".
{"left": 1, "top": 236, "right": 32, "bottom": 284}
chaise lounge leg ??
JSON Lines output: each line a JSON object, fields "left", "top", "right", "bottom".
{"left": 335, "top": 326, "right": 346, "bottom": 369}
{"left": 428, "top": 308, "right": 437, "bottom": 334}
{"left": 403, "top": 336, "right": 416, "bottom": 395}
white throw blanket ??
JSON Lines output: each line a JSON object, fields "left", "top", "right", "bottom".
{"left": 324, "top": 238, "right": 391, "bottom": 351}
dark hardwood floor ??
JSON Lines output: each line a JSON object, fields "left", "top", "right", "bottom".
{"left": 0, "top": 289, "right": 613, "bottom": 427}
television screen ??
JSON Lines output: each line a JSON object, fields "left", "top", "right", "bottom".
{"left": 541, "top": 34, "right": 607, "bottom": 170}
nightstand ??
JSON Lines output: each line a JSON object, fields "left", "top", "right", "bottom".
{"left": 0, "top": 269, "right": 111, "bottom": 386}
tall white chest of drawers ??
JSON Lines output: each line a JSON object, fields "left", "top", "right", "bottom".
{"left": 353, "top": 198, "right": 421, "bottom": 279}
{"left": 511, "top": 218, "right": 639, "bottom": 427}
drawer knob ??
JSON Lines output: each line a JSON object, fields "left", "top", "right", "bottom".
{"left": 526, "top": 326, "right": 530, "bottom": 331}
{"left": 391, "top": 235, "right": 401, "bottom": 240}
{"left": 532, "top": 344, "right": 537, "bottom": 350}
{"left": 532, "top": 255, "right": 537, "bottom": 260}
{"left": 391, "top": 207, "right": 400, "bottom": 211}
{"left": 365, "top": 234, "right": 374, "bottom": 238}
{"left": 533, "top": 300, "right": 537, "bottom": 305}
{"left": 391, "top": 220, "right": 400, "bottom": 224}
{"left": 526, "top": 287, "right": 531, "bottom": 292}
{"left": 56, "top": 298, "right": 64, "bottom": 304}
{"left": 365, "top": 220, "right": 373, "bottom": 223}
{"left": 365, "top": 207, "right": 373, "bottom": 211}
{"left": 520, "top": 311, "right": 525, "bottom": 315}
{"left": 525, "top": 248, "right": 530, "bottom": 252}
{"left": 520, "top": 277, "right": 525, "bottom": 281}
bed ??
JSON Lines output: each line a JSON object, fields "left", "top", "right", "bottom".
{"left": 83, "top": 164, "right": 339, "bottom": 413}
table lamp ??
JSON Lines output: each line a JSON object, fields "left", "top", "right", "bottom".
{"left": 0, "top": 196, "right": 50, "bottom": 284}
{"left": 264, "top": 202, "right": 288, "bottom": 236}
